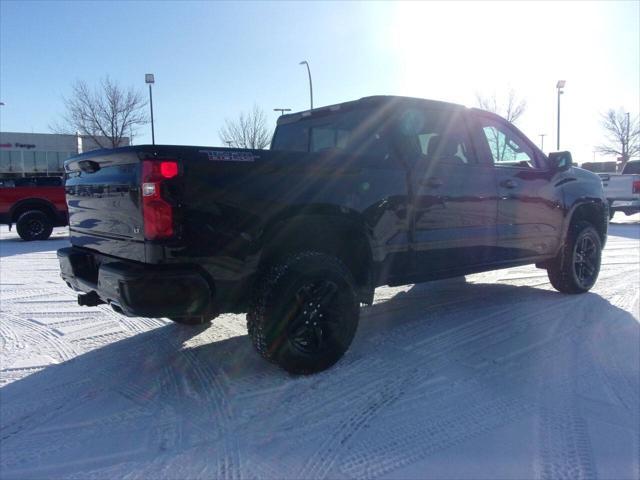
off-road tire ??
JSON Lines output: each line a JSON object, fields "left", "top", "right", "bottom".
{"left": 247, "top": 251, "right": 360, "bottom": 375}
{"left": 16, "top": 210, "right": 53, "bottom": 241}
{"left": 547, "top": 221, "right": 602, "bottom": 294}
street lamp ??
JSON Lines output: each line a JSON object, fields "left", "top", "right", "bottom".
{"left": 274, "top": 108, "right": 292, "bottom": 116}
{"left": 539, "top": 133, "right": 546, "bottom": 152}
{"left": 556, "top": 80, "right": 566, "bottom": 150}
{"left": 145, "top": 74, "right": 155, "bottom": 145}
{"left": 299, "top": 60, "right": 313, "bottom": 110}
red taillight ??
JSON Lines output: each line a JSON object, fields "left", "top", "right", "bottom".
{"left": 633, "top": 180, "right": 640, "bottom": 194}
{"left": 142, "top": 160, "right": 179, "bottom": 240}
{"left": 160, "top": 161, "right": 179, "bottom": 179}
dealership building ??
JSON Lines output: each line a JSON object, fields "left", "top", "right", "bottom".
{"left": 0, "top": 132, "right": 129, "bottom": 178}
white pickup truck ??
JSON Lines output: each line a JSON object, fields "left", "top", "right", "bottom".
{"left": 599, "top": 160, "right": 640, "bottom": 219}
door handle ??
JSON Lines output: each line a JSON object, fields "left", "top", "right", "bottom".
{"left": 500, "top": 179, "right": 517, "bottom": 189}
{"left": 422, "top": 177, "right": 444, "bottom": 188}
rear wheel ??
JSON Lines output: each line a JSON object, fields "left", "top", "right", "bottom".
{"left": 547, "top": 221, "right": 602, "bottom": 294}
{"left": 16, "top": 210, "right": 53, "bottom": 241}
{"left": 247, "top": 251, "right": 360, "bottom": 375}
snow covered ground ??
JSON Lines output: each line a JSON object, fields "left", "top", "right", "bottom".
{"left": 1, "top": 215, "right": 638, "bottom": 480}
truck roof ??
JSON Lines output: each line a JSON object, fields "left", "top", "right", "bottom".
{"left": 277, "top": 95, "right": 466, "bottom": 126}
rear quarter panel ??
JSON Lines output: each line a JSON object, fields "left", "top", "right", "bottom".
{"left": 173, "top": 147, "right": 408, "bottom": 276}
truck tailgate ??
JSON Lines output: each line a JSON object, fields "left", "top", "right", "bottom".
{"left": 600, "top": 173, "right": 640, "bottom": 199}
{"left": 65, "top": 149, "right": 146, "bottom": 261}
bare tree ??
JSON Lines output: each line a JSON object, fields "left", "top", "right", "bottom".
{"left": 475, "top": 89, "right": 527, "bottom": 124}
{"left": 53, "top": 77, "right": 148, "bottom": 148}
{"left": 595, "top": 109, "right": 639, "bottom": 172}
{"left": 219, "top": 105, "right": 271, "bottom": 149}
{"left": 476, "top": 89, "right": 527, "bottom": 161}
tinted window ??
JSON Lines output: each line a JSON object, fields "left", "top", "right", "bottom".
{"left": 478, "top": 117, "right": 541, "bottom": 169}
{"left": 309, "top": 126, "right": 351, "bottom": 152}
{"left": 622, "top": 161, "right": 640, "bottom": 174}
{"left": 0, "top": 179, "right": 15, "bottom": 187}
{"left": 271, "top": 108, "right": 392, "bottom": 161}
{"left": 395, "top": 107, "right": 476, "bottom": 166}
{"left": 271, "top": 122, "right": 308, "bottom": 152}
{"left": 7, "top": 177, "right": 62, "bottom": 187}
{"left": 13, "top": 178, "right": 37, "bottom": 187}
{"left": 36, "top": 177, "right": 63, "bottom": 187}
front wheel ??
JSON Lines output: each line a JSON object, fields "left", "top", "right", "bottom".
{"left": 247, "top": 251, "right": 360, "bottom": 375}
{"left": 547, "top": 221, "right": 602, "bottom": 294}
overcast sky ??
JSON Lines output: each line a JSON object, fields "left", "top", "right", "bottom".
{"left": 1, "top": 1, "right": 638, "bottom": 163}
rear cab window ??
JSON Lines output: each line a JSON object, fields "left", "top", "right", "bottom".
{"left": 271, "top": 107, "right": 393, "bottom": 161}
{"left": 622, "top": 161, "right": 640, "bottom": 174}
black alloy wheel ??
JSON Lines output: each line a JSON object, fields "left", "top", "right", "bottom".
{"left": 247, "top": 251, "right": 360, "bottom": 374}
{"left": 573, "top": 234, "right": 600, "bottom": 290}
{"left": 547, "top": 221, "right": 602, "bottom": 294}
{"left": 287, "top": 279, "right": 342, "bottom": 355}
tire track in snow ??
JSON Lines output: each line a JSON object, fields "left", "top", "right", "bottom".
{"left": 1, "top": 225, "right": 638, "bottom": 479}
{"left": 337, "top": 303, "right": 607, "bottom": 479}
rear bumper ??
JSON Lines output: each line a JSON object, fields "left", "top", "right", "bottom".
{"left": 610, "top": 199, "right": 640, "bottom": 213}
{"left": 57, "top": 246, "right": 213, "bottom": 318}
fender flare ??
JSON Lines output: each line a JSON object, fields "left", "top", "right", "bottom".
{"left": 560, "top": 197, "right": 607, "bottom": 245}
{"left": 9, "top": 198, "right": 58, "bottom": 223}
{"left": 256, "top": 208, "right": 375, "bottom": 298}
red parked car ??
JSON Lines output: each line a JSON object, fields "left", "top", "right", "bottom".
{"left": 0, "top": 176, "right": 68, "bottom": 240}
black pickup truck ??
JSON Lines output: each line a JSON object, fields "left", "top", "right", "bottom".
{"left": 58, "top": 95, "right": 608, "bottom": 374}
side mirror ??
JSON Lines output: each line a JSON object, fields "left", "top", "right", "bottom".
{"left": 548, "top": 151, "right": 573, "bottom": 172}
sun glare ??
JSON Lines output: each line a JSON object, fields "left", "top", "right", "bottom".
{"left": 385, "top": 1, "right": 619, "bottom": 161}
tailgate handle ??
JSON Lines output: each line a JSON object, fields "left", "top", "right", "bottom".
{"left": 78, "top": 160, "right": 101, "bottom": 173}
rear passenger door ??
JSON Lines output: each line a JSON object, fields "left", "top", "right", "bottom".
{"left": 402, "top": 107, "right": 498, "bottom": 278}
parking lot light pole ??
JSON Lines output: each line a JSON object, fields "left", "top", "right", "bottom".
{"left": 299, "top": 61, "right": 313, "bottom": 110}
{"left": 145, "top": 74, "right": 155, "bottom": 145}
{"left": 556, "top": 80, "right": 566, "bottom": 150}
{"left": 539, "top": 133, "right": 546, "bottom": 152}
